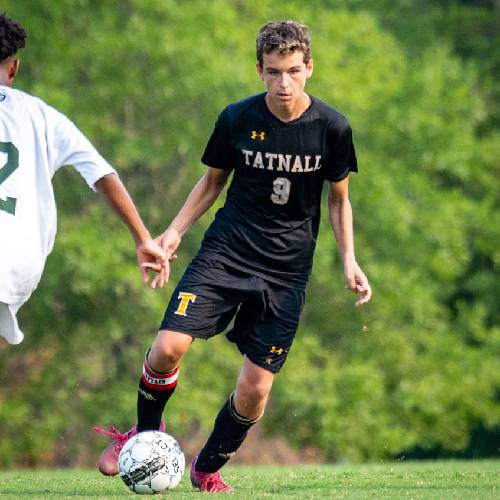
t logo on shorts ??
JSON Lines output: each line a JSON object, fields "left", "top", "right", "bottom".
{"left": 175, "top": 292, "right": 197, "bottom": 316}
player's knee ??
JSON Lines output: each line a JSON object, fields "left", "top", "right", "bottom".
{"left": 236, "top": 380, "right": 272, "bottom": 409}
{"left": 238, "top": 368, "right": 273, "bottom": 404}
{"left": 148, "top": 341, "right": 183, "bottom": 372}
{"left": 148, "top": 330, "right": 192, "bottom": 370}
{"left": 234, "top": 391, "right": 268, "bottom": 421}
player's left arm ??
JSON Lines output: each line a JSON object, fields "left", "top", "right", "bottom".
{"left": 94, "top": 173, "right": 167, "bottom": 287}
{"left": 328, "top": 177, "right": 372, "bottom": 306}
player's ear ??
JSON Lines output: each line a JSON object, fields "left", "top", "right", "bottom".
{"left": 256, "top": 62, "right": 264, "bottom": 81}
{"left": 8, "top": 58, "right": 20, "bottom": 80}
{"left": 305, "top": 58, "right": 313, "bottom": 79}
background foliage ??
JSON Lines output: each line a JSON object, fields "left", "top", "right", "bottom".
{"left": 0, "top": 0, "right": 498, "bottom": 466}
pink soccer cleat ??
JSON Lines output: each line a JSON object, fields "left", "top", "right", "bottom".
{"left": 190, "top": 456, "right": 233, "bottom": 493}
{"left": 94, "top": 418, "right": 165, "bottom": 476}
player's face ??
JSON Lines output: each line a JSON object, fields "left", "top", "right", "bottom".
{"left": 257, "top": 50, "right": 313, "bottom": 110}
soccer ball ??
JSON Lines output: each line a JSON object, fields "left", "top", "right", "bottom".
{"left": 118, "top": 430, "right": 185, "bottom": 494}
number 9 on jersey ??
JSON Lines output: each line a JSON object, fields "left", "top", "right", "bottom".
{"left": 271, "top": 177, "right": 291, "bottom": 205}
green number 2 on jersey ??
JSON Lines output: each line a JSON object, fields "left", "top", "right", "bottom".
{"left": 0, "top": 141, "right": 19, "bottom": 215}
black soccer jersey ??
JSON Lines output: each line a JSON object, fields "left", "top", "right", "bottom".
{"left": 198, "top": 92, "right": 358, "bottom": 290}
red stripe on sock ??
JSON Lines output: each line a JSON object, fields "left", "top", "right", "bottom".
{"left": 142, "top": 363, "right": 179, "bottom": 391}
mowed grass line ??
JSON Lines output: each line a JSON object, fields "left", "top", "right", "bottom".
{"left": 0, "top": 460, "right": 498, "bottom": 499}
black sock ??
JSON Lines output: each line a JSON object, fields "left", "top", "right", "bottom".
{"left": 196, "top": 393, "right": 260, "bottom": 473}
{"left": 137, "top": 356, "right": 179, "bottom": 432}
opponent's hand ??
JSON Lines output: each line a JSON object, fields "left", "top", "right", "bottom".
{"left": 344, "top": 261, "right": 372, "bottom": 306}
{"left": 136, "top": 238, "right": 168, "bottom": 288}
{"left": 148, "top": 228, "right": 182, "bottom": 289}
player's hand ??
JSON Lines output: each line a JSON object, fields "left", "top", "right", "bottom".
{"left": 149, "top": 228, "right": 182, "bottom": 289}
{"left": 136, "top": 238, "right": 168, "bottom": 289}
{"left": 344, "top": 261, "right": 372, "bottom": 306}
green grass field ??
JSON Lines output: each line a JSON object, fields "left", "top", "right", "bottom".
{"left": 0, "top": 461, "right": 498, "bottom": 499}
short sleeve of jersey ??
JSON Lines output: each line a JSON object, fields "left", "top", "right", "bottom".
{"left": 323, "top": 122, "right": 358, "bottom": 182}
{"left": 42, "top": 102, "right": 116, "bottom": 190}
{"left": 201, "top": 108, "right": 236, "bottom": 170}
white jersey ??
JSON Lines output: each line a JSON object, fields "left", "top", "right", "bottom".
{"left": 0, "top": 85, "right": 115, "bottom": 307}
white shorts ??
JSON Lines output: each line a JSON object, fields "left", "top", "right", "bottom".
{"left": 0, "top": 301, "right": 24, "bottom": 345}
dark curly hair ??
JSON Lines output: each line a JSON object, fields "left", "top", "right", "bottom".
{"left": 0, "top": 12, "right": 27, "bottom": 62}
{"left": 256, "top": 21, "right": 311, "bottom": 66}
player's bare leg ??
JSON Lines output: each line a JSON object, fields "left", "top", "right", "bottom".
{"left": 191, "top": 357, "right": 274, "bottom": 493}
{"left": 233, "top": 355, "right": 274, "bottom": 419}
{"left": 96, "top": 330, "right": 192, "bottom": 476}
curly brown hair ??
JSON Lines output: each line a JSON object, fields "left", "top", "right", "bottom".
{"left": 256, "top": 21, "right": 311, "bottom": 65}
{"left": 0, "top": 12, "right": 26, "bottom": 62}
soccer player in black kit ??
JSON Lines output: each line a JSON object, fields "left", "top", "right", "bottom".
{"left": 96, "top": 20, "right": 372, "bottom": 493}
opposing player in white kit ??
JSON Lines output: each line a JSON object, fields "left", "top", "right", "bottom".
{"left": 0, "top": 13, "right": 167, "bottom": 345}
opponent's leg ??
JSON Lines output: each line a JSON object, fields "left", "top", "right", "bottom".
{"left": 191, "top": 357, "right": 274, "bottom": 492}
{"left": 97, "top": 330, "right": 192, "bottom": 476}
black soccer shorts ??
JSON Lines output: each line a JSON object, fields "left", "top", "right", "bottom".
{"left": 160, "top": 258, "right": 305, "bottom": 373}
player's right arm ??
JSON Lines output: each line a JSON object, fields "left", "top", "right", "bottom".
{"left": 169, "top": 167, "right": 231, "bottom": 238}
{"left": 149, "top": 167, "right": 231, "bottom": 288}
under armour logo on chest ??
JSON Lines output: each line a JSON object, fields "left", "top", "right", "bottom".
{"left": 251, "top": 130, "right": 266, "bottom": 141}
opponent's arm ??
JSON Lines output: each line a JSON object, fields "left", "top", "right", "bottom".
{"left": 150, "top": 167, "right": 232, "bottom": 288}
{"left": 328, "top": 177, "right": 372, "bottom": 306}
{"left": 94, "top": 173, "right": 167, "bottom": 287}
